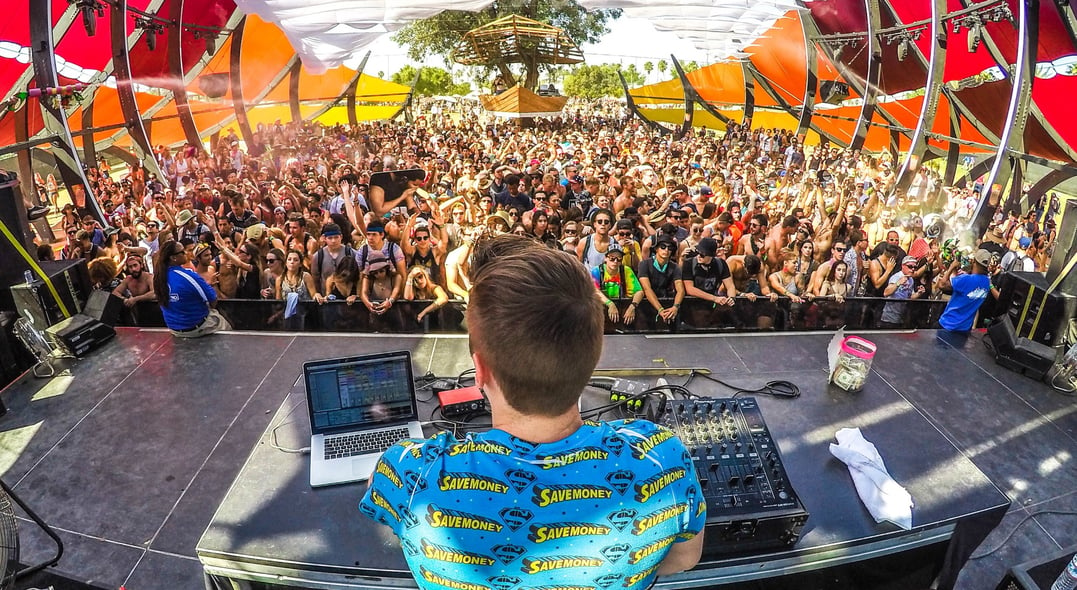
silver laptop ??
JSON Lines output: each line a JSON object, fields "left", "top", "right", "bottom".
{"left": 304, "top": 351, "right": 424, "bottom": 487}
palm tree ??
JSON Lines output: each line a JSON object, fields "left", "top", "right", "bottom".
{"left": 657, "top": 59, "right": 668, "bottom": 78}
{"left": 643, "top": 61, "right": 653, "bottom": 82}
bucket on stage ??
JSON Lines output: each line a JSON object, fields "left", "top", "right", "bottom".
{"left": 828, "top": 331, "right": 876, "bottom": 392}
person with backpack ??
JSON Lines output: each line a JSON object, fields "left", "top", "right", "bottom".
{"left": 311, "top": 223, "right": 354, "bottom": 301}
{"left": 354, "top": 220, "right": 407, "bottom": 280}
{"left": 1000, "top": 236, "right": 1036, "bottom": 273}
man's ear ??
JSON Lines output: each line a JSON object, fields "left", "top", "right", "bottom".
{"left": 472, "top": 351, "right": 490, "bottom": 391}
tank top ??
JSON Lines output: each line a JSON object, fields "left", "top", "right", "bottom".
{"left": 280, "top": 272, "right": 312, "bottom": 300}
{"left": 581, "top": 234, "right": 607, "bottom": 271}
{"left": 409, "top": 248, "right": 440, "bottom": 281}
{"left": 329, "top": 279, "right": 358, "bottom": 299}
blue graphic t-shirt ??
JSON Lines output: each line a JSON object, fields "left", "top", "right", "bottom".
{"left": 939, "top": 273, "right": 992, "bottom": 332}
{"left": 359, "top": 419, "right": 706, "bottom": 590}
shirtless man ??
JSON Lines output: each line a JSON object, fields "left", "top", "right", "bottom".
{"left": 737, "top": 214, "right": 768, "bottom": 258}
{"left": 764, "top": 215, "right": 799, "bottom": 274}
{"left": 808, "top": 241, "right": 849, "bottom": 295}
{"left": 112, "top": 254, "right": 156, "bottom": 307}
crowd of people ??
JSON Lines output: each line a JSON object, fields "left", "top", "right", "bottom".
{"left": 37, "top": 97, "right": 1062, "bottom": 335}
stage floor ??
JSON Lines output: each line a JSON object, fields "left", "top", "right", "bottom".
{"left": 1, "top": 328, "right": 1074, "bottom": 589}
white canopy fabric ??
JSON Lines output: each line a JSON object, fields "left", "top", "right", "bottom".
{"left": 233, "top": 0, "right": 811, "bottom": 73}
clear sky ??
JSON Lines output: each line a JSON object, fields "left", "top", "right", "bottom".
{"left": 352, "top": 17, "right": 711, "bottom": 82}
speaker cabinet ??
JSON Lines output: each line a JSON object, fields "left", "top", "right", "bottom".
{"left": 996, "top": 270, "right": 1077, "bottom": 346}
{"left": 0, "top": 170, "right": 35, "bottom": 279}
{"left": 3, "top": 259, "right": 90, "bottom": 330}
{"left": 84, "top": 290, "right": 123, "bottom": 327}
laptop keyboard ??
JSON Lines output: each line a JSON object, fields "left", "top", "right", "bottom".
{"left": 324, "top": 427, "right": 411, "bottom": 460}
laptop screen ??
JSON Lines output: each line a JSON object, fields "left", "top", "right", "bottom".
{"left": 304, "top": 351, "right": 417, "bottom": 434}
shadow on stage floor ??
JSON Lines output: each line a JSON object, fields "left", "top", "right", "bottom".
{"left": 0, "top": 328, "right": 1073, "bottom": 589}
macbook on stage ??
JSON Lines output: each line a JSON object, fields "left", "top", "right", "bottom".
{"left": 304, "top": 351, "right": 423, "bottom": 487}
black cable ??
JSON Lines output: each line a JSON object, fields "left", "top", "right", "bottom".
{"left": 969, "top": 510, "right": 1077, "bottom": 559}
{"left": 684, "top": 370, "right": 800, "bottom": 399}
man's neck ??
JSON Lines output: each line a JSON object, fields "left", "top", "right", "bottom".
{"left": 493, "top": 405, "right": 584, "bottom": 445}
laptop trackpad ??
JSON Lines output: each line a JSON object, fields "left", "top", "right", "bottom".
{"left": 352, "top": 458, "right": 375, "bottom": 480}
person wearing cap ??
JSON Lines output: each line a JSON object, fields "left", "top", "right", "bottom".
{"left": 680, "top": 236, "right": 739, "bottom": 321}
{"left": 938, "top": 249, "right": 998, "bottom": 332}
{"left": 879, "top": 255, "right": 927, "bottom": 328}
{"left": 1000, "top": 236, "right": 1036, "bottom": 272}
{"left": 979, "top": 225, "right": 1010, "bottom": 258}
{"left": 591, "top": 241, "right": 644, "bottom": 324}
{"left": 80, "top": 215, "right": 107, "bottom": 248}
{"left": 311, "top": 222, "right": 354, "bottom": 299}
{"left": 174, "top": 208, "right": 211, "bottom": 244}
{"left": 638, "top": 234, "right": 685, "bottom": 324}
{"left": 360, "top": 250, "right": 402, "bottom": 319}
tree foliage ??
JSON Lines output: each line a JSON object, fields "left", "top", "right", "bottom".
{"left": 392, "top": 65, "right": 471, "bottom": 96}
{"left": 391, "top": 1, "right": 621, "bottom": 91}
{"left": 622, "top": 64, "right": 644, "bottom": 87}
{"left": 562, "top": 64, "right": 625, "bottom": 98}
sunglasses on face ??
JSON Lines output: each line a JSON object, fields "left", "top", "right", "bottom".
{"left": 594, "top": 219, "right": 611, "bottom": 225}
{"left": 266, "top": 257, "right": 279, "bottom": 263}
{"left": 834, "top": 247, "right": 847, "bottom": 252}
{"left": 415, "top": 235, "right": 430, "bottom": 241}
{"left": 564, "top": 229, "right": 578, "bottom": 235}
{"left": 656, "top": 243, "right": 674, "bottom": 250}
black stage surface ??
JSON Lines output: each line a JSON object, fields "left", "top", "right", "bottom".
{"left": 0, "top": 329, "right": 1074, "bottom": 589}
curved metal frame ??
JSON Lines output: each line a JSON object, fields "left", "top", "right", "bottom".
{"left": 346, "top": 52, "right": 372, "bottom": 127}
{"left": 110, "top": 0, "right": 165, "bottom": 179}
{"left": 891, "top": 0, "right": 949, "bottom": 195}
{"left": 168, "top": 0, "right": 204, "bottom": 148}
{"left": 29, "top": 0, "right": 101, "bottom": 225}
{"left": 671, "top": 55, "right": 734, "bottom": 133}
{"left": 619, "top": 71, "right": 673, "bottom": 136}
{"left": 288, "top": 60, "right": 302, "bottom": 123}
{"left": 796, "top": 17, "right": 820, "bottom": 140}
{"left": 971, "top": 0, "right": 1039, "bottom": 234}
{"left": 228, "top": 16, "right": 256, "bottom": 149}
{"left": 851, "top": 0, "right": 884, "bottom": 151}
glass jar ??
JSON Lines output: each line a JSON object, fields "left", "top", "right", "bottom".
{"left": 833, "top": 336, "right": 876, "bottom": 392}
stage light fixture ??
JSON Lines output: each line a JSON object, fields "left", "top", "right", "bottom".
{"left": 135, "top": 17, "right": 165, "bottom": 51}
{"left": 72, "top": 0, "right": 106, "bottom": 37}
{"left": 897, "top": 38, "right": 909, "bottom": 61}
{"left": 967, "top": 22, "right": 983, "bottom": 53}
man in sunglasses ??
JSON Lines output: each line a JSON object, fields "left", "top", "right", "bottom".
{"left": 638, "top": 235, "right": 685, "bottom": 324}
{"left": 879, "top": 255, "right": 926, "bottom": 328}
{"left": 808, "top": 239, "right": 851, "bottom": 296}
{"left": 575, "top": 208, "right": 615, "bottom": 272}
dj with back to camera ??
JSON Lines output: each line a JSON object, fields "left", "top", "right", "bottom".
{"left": 359, "top": 234, "right": 705, "bottom": 588}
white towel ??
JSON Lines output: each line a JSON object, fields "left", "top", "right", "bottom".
{"left": 829, "top": 427, "right": 914, "bottom": 530}
{"left": 283, "top": 291, "right": 299, "bottom": 319}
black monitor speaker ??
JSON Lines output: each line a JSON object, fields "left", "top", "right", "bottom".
{"left": 996, "top": 270, "right": 1077, "bottom": 347}
{"left": 3, "top": 259, "right": 90, "bottom": 330}
{"left": 0, "top": 170, "right": 36, "bottom": 282}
